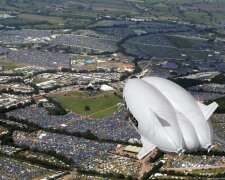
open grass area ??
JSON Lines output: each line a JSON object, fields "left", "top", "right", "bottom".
{"left": 184, "top": 50, "right": 213, "bottom": 60}
{"left": 0, "top": 60, "right": 28, "bottom": 70}
{"left": 18, "top": 14, "right": 65, "bottom": 25}
{"left": 49, "top": 91, "right": 123, "bottom": 119}
{"left": 167, "top": 35, "right": 208, "bottom": 49}
{"left": 167, "top": 35, "right": 195, "bottom": 49}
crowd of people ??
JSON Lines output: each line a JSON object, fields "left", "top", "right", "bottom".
{"left": 212, "top": 114, "right": 225, "bottom": 140}
{"left": 53, "top": 34, "right": 118, "bottom": 52}
{"left": 0, "top": 157, "right": 50, "bottom": 179}
{"left": 167, "top": 154, "right": 225, "bottom": 168}
{"left": 190, "top": 91, "right": 225, "bottom": 101}
{"left": 0, "top": 145, "right": 20, "bottom": 155}
{"left": 0, "top": 46, "right": 8, "bottom": 54}
{"left": 13, "top": 131, "right": 139, "bottom": 175}
{"left": 33, "top": 72, "right": 121, "bottom": 86}
{"left": 96, "top": 20, "right": 190, "bottom": 40}
{"left": 7, "top": 106, "right": 80, "bottom": 128}
{"left": 0, "top": 29, "right": 51, "bottom": 44}
{"left": 7, "top": 50, "right": 71, "bottom": 68}
{"left": 127, "top": 34, "right": 175, "bottom": 47}
{"left": 0, "top": 118, "right": 28, "bottom": 129}
{"left": 7, "top": 106, "right": 140, "bottom": 142}
{"left": 189, "top": 83, "right": 225, "bottom": 94}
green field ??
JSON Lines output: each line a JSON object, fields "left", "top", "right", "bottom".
{"left": 49, "top": 91, "right": 123, "bottom": 119}
{"left": 167, "top": 35, "right": 208, "bottom": 49}
{"left": 185, "top": 50, "right": 213, "bottom": 60}
{"left": 0, "top": 60, "right": 28, "bottom": 70}
{"left": 18, "top": 14, "right": 65, "bottom": 24}
{"left": 0, "top": 0, "right": 138, "bottom": 29}
{"left": 1, "top": 0, "right": 225, "bottom": 29}
{"left": 167, "top": 35, "right": 195, "bottom": 49}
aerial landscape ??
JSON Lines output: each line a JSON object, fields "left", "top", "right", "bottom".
{"left": 0, "top": 0, "right": 225, "bottom": 179}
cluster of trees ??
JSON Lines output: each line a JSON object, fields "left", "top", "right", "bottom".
{"left": 142, "top": 161, "right": 164, "bottom": 180}
{"left": 0, "top": 87, "right": 34, "bottom": 96}
{"left": 150, "top": 151, "right": 164, "bottom": 163}
{"left": 211, "top": 73, "right": 225, "bottom": 84}
{"left": 0, "top": 18, "right": 51, "bottom": 29}
{"left": 187, "top": 149, "right": 225, "bottom": 157}
{"left": 160, "top": 169, "right": 205, "bottom": 178}
{"left": 119, "top": 61, "right": 142, "bottom": 81}
{"left": 0, "top": 99, "right": 35, "bottom": 113}
{"left": 43, "top": 96, "right": 67, "bottom": 116}
{"left": 170, "top": 78, "right": 207, "bottom": 88}
{"left": 84, "top": 105, "right": 90, "bottom": 111}
{"left": 113, "top": 92, "right": 123, "bottom": 99}
{"left": 0, "top": 145, "right": 73, "bottom": 170}
{"left": 160, "top": 169, "right": 225, "bottom": 178}
{"left": 0, "top": 120, "right": 74, "bottom": 170}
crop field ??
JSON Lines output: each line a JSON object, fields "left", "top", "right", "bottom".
{"left": 49, "top": 91, "right": 123, "bottom": 119}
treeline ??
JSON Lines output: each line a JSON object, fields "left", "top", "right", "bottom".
{"left": 186, "top": 149, "right": 225, "bottom": 156}
{"left": 170, "top": 78, "right": 207, "bottom": 88}
{"left": 0, "top": 87, "right": 34, "bottom": 96}
{"left": 160, "top": 169, "right": 225, "bottom": 178}
{"left": 170, "top": 73, "right": 225, "bottom": 89}
{"left": 113, "top": 92, "right": 123, "bottom": 99}
{"left": 77, "top": 168, "right": 129, "bottom": 179}
{"left": 0, "top": 18, "right": 51, "bottom": 29}
{"left": 0, "top": 122, "right": 74, "bottom": 169}
{"left": 41, "top": 96, "right": 67, "bottom": 116}
{"left": 142, "top": 161, "right": 164, "bottom": 180}
{"left": 1, "top": 114, "right": 41, "bottom": 130}
{"left": 210, "top": 73, "right": 225, "bottom": 84}
{"left": 0, "top": 99, "right": 35, "bottom": 113}
{"left": 0, "top": 72, "right": 24, "bottom": 77}
{"left": 119, "top": 58, "right": 142, "bottom": 81}
{"left": 1, "top": 113, "right": 140, "bottom": 146}
{"left": 0, "top": 148, "right": 73, "bottom": 170}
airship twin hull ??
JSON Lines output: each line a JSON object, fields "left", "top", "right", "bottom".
{"left": 123, "top": 77, "right": 218, "bottom": 159}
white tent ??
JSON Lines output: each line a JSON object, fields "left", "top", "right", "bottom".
{"left": 100, "top": 84, "right": 115, "bottom": 91}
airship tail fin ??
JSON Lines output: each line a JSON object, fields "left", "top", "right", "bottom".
{"left": 138, "top": 135, "right": 156, "bottom": 160}
{"left": 197, "top": 102, "right": 218, "bottom": 120}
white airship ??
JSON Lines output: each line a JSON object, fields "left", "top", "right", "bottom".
{"left": 123, "top": 77, "right": 218, "bottom": 159}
